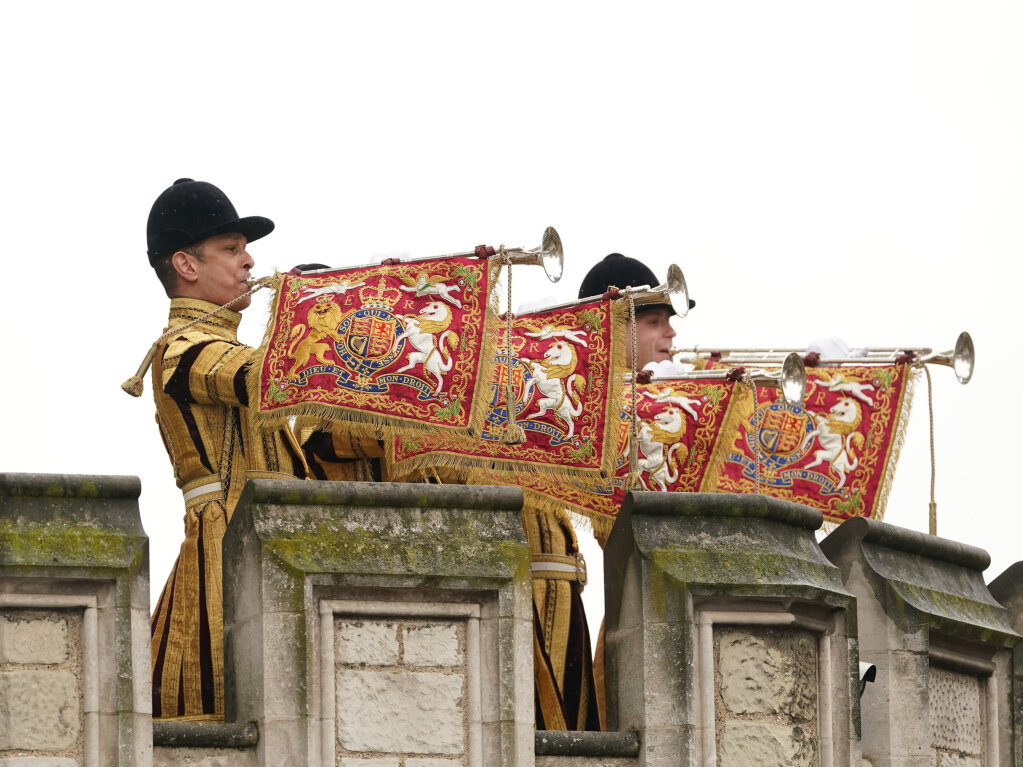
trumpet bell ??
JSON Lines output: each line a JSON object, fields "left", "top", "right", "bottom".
{"left": 952, "top": 331, "right": 974, "bottom": 385}
{"left": 780, "top": 352, "right": 807, "bottom": 406}
{"left": 665, "top": 264, "right": 690, "bottom": 318}
{"left": 922, "top": 331, "right": 974, "bottom": 384}
{"left": 540, "top": 226, "right": 564, "bottom": 283}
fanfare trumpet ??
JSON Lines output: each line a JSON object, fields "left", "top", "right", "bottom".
{"left": 671, "top": 331, "right": 975, "bottom": 385}
{"left": 637, "top": 352, "right": 808, "bottom": 407}
{"left": 295, "top": 226, "right": 565, "bottom": 283}
{"left": 544, "top": 263, "right": 692, "bottom": 317}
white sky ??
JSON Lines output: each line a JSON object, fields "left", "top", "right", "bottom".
{"left": 2, "top": 2, "right": 1021, "bottom": 629}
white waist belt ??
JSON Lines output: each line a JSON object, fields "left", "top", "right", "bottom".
{"left": 182, "top": 481, "right": 223, "bottom": 503}
{"left": 531, "top": 553, "right": 587, "bottom": 586}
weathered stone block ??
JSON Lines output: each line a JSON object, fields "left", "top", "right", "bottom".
{"left": 0, "top": 669, "right": 79, "bottom": 750}
{"left": 340, "top": 758, "right": 401, "bottom": 767}
{"left": 716, "top": 627, "right": 817, "bottom": 718}
{"left": 717, "top": 720, "right": 817, "bottom": 767}
{"left": 0, "top": 614, "right": 68, "bottom": 664}
{"left": 224, "top": 480, "right": 531, "bottom": 767}
{"left": 934, "top": 754, "right": 983, "bottom": 767}
{"left": 0, "top": 473, "right": 151, "bottom": 767}
{"left": 406, "top": 758, "right": 466, "bottom": 767}
{"left": 152, "top": 749, "right": 256, "bottom": 767}
{"left": 930, "top": 667, "right": 983, "bottom": 756}
{"left": 336, "top": 620, "right": 399, "bottom": 666}
{"left": 0, "top": 758, "right": 78, "bottom": 767}
{"left": 336, "top": 668, "right": 465, "bottom": 754}
{"left": 403, "top": 622, "right": 462, "bottom": 667}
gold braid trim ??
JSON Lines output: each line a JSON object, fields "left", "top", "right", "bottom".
{"left": 867, "top": 364, "right": 917, "bottom": 523}
{"left": 700, "top": 382, "right": 755, "bottom": 492}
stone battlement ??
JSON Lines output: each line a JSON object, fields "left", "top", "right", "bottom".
{"left": 2, "top": 472, "right": 1020, "bottom": 766}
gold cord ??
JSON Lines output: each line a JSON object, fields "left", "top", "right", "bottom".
{"left": 625, "top": 291, "right": 643, "bottom": 490}
{"left": 120, "top": 276, "right": 277, "bottom": 398}
{"left": 499, "top": 249, "right": 525, "bottom": 444}
{"left": 924, "top": 365, "right": 937, "bottom": 535}
{"left": 742, "top": 369, "right": 762, "bottom": 495}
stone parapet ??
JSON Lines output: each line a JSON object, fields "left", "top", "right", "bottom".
{"left": 0, "top": 472, "right": 151, "bottom": 767}
{"left": 986, "top": 562, "right": 1023, "bottom": 767}
{"left": 603, "top": 491, "right": 858, "bottom": 767}
{"left": 221, "top": 479, "right": 533, "bottom": 767}
{"left": 822, "top": 517, "right": 1019, "bottom": 767}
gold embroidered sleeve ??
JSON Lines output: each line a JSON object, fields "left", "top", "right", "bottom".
{"left": 162, "top": 333, "right": 257, "bottom": 407}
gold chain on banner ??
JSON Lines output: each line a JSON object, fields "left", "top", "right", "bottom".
{"left": 625, "top": 291, "right": 643, "bottom": 490}
{"left": 742, "top": 368, "right": 762, "bottom": 495}
{"left": 499, "top": 248, "right": 526, "bottom": 444}
{"left": 924, "top": 365, "right": 936, "bottom": 535}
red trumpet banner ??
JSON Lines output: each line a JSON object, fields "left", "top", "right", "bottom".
{"left": 708, "top": 363, "right": 916, "bottom": 524}
{"left": 251, "top": 258, "right": 500, "bottom": 437}
{"left": 464, "top": 378, "right": 751, "bottom": 540}
{"left": 387, "top": 299, "right": 627, "bottom": 482}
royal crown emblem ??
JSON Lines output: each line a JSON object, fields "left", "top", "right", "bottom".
{"left": 359, "top": 278, "right": 401, "bottom": 310}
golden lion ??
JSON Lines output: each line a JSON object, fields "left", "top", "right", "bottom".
{"left": 287, "top": 297, "right": 343, "bottom": 378}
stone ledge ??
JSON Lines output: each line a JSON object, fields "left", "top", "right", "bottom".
{"left": 238, "top": 477, "right": 523, "bottom": 511}
{"left": 0, "top": 472, "right": 141, "bottom": 501}
{"left": 534, "top": 731, "right": 641, "bottom": 757}
{"left": 822, "top": 515, "right": 990, "bottom": 570}
{"left": 623, "top": 490, "right": 822, "bottom": 530}
{"left": 153, "top": 721, "right": 259, "bottom": 749}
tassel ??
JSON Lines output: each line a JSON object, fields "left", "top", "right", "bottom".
{"left": 500, "top": 421, "right": 526, "bottom": 445}
{"left": 121, "top": 276, "right": 277, "bottom": 400}
{"left": 121, "top": 342, "right": 158, "bottom": 398}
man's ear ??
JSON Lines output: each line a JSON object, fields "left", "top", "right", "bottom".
{"left": 171, "top": 250, "right": 200, "bottom": 284}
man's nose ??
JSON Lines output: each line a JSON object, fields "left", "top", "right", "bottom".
{"left": 243, "top": 250, "right": 254, "bottom": 271}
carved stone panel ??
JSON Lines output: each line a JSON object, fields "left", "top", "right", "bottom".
{"left": 930, "top": 665, "right": 984, "bottom": 766}
{"left": 715, "top": 626, "right": 819, "bottom": 767}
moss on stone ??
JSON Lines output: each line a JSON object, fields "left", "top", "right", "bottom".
{"left": 649, "top": 545, "right": 838, "bottom": 589}
{"left": 0, "top": 522, "right": 140, "bottom": 568}
{"left": 885, "top": 580, "right": 1016, "bottom": 642}
{"left": 261, "top": 509, "right": 528, "bottom": 579}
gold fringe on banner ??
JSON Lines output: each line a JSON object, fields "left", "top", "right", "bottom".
{"left": 858, "top": 363, "right": 917, "bottom": 524}
{"left": 517, "top": 487, "right": 617, "bottom": 547}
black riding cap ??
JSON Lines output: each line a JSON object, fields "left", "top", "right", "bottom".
{"left": 578, "top": 253, "right": 695, "bottom": 315}
{"left": 146, "top": 178, "right": 275, "bottom": 265}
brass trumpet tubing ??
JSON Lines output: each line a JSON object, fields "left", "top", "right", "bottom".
{"left": 527, "top": 285, "right": 662, "bottom": 314}
{"left": 542, "top": 272, "right": 688, "bottom": 315}
{"left": 294, "top": 252, "right": 480, "bottom": 275}
{"left": 291, "top": 250, "right": 537, "bottom": 275}
{"left": 294, "top": 226, "right": 564, "bottom": 283}
{"left": 623, "top": 369, "right": 783, "bottom": 388}
{"left": 671, "top": 348, "right": 933, "bottom": 363}
{"left": 672, "top": 331, "right": 974, "bottom": 386}
{"left": 626, "top": 351, "right": 807, "bottom": 406}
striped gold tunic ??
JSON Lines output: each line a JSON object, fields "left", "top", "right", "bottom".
{"left": 149, "top": 298, "right": 307, "bottom": 720}
{"left": 524, "top": 505, "right": 600, "bottom": 731}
